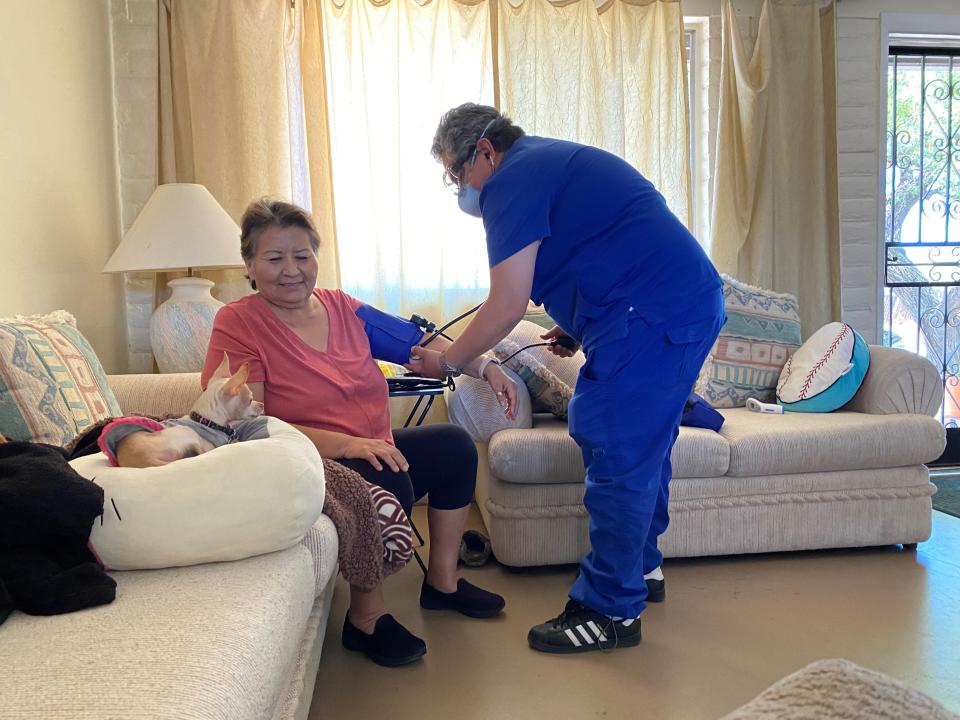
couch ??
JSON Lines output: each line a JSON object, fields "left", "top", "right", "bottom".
{"left": 473, "top": 346, "right": 947, "bottom": 567}
{"left": 0, "top": 373, "right": 339, "bottom": 720}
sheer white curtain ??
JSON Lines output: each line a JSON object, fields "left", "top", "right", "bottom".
{"left": 321, "top": 0, "right": 494, "bottom": 320}
{"left": 496, "top": 0, "right": 692, "bottom": 226}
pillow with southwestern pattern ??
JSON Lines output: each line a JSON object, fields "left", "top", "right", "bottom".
{"left": 702, "top": 276, "right": 803, "bottom": 408}
{"left": 493, "top": 320, "right": 584, "bottom": 419}
{"left": 0, "top": 311, "right": 121, "bottom": 445}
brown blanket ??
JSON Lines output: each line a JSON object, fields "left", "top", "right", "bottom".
{"left": 321, "top": 459, "right": 412, "bottom": 591}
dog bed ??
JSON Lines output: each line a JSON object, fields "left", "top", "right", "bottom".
{"left": 69, "top": 417, "right": 325, "bottom": 571}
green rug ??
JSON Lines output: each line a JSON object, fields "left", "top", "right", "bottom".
{"left": 930, "top": 472, "right": 960, "bottom": 519}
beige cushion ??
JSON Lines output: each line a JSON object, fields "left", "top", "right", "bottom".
{"left": 108, "top": 372, "right": 201, "bottom": 417}
{"left": 721, "top": 658, "right": 959, "bottom": 720}
{"left": 0, "top": 538, "right": 331, "bottom": 720}
{"left": 488, "top": 415, "right": 730, "bottom": 484}
{"left": 444, "top": 366, "right": 533, "bottom": 442}
{"left": 720, "top": 408, "right": 945, "bottom": 477}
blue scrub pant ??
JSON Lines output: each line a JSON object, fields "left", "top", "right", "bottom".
{"left": 568, "top": 293, "right": 725, "bottom": 619}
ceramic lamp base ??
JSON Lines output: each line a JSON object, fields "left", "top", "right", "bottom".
{"left": 149, "top": 277, "right": 223, "bottom": 373}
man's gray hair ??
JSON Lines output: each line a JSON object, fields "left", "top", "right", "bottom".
{"left": 431, "top": 103, "right": 524, "bottom": 170}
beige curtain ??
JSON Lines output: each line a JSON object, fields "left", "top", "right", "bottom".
{"left": 319, "top": 0, "right": 494, "bottom": 321}
{"left": 710, "top": 0, "right": 840, "bottom": 336}
{"left": 496, "top": 0, "right": 691, "bottom": 226}
{"left": 159, "top": 0, "right": 340, "bottom": 299}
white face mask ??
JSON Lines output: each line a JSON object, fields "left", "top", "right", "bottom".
{"left": 456, "top": 118, "right": 496, "bottom": 218}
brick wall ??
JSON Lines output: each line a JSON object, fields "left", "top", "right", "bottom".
{"left": 110, "top": 0, "right": 159, "bottom": 372}
{"left": 836, "top": 17, "right": 883, "bottom": 343}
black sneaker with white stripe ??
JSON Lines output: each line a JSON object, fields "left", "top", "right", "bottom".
{"left": 528, "top": 599, "right": 641, "bottom": 654}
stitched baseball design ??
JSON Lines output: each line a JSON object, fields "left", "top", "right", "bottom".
{"left": 776, "top": 322, "right": 859, "bottom": 405}
{"left": 798, "top": 324, "right": 849, "bottom": 400}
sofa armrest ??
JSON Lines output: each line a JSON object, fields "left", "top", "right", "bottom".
{"left": 842, "top": 346, "right": 943, "bottom": 416}
{"left": 107, "top": 373, "right": 201, "bottom": 418}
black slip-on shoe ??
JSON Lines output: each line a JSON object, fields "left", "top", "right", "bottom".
{"left": 420, "top": 578, "right": 505, "bottom": 618}
{"left": 341, "top": 613, "right": 426, "bottom": 667}
{"left": 528, "top": 599, "right": 641, "bottom": 654}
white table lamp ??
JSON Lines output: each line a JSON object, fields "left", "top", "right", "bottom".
{"left": 103, "top": 183, "right": 243, "bottom": 373}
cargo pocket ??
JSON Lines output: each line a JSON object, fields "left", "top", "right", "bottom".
{"left": 663, "top": 316, "right": 721, "bottom": 388}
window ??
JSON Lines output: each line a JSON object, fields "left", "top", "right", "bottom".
{"left": 883, "top": 35, "right": 960, "bottom": 437}
{"left": 684, "top": 17, "right": 711, "bottom": 247}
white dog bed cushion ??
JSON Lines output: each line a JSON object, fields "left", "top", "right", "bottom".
{"left": 776, "top": 322, "right": 870, "bottom": 413}
{"left": 69, "top": 417, "right": 325, "bottom": 571}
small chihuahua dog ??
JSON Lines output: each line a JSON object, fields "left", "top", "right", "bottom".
{"left": 109, "top": 354, "right": 264, "bottom": 469}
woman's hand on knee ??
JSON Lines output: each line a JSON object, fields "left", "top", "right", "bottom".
{"left": 342, "top": 437, "right": 409, "bottom": 473}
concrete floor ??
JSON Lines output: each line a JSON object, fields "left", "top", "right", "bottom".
{"left": 311, "top": 508, "right": 960, "bottom": 720}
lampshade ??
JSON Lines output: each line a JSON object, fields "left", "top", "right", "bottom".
{"left": 103, "top": 183, "right": 242, "bottom": 273}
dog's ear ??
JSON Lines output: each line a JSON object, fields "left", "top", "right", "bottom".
{"left": 222, "top": 362, "right": 250, "bottom": 396}
{"left": 214, "top": 352, "right": 232, "bottom": 379}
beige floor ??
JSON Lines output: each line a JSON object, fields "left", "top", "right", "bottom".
{"left": 311, "top": 508, "right": 960, "bottom": 720}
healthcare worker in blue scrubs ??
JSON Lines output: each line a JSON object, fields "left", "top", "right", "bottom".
{"left": 409, "top": 103, "right": 725, "bottom": 654}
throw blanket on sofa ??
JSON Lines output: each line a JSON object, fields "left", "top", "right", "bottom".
{"left": 0, "top": 442, "right": 117, "bottom": 626}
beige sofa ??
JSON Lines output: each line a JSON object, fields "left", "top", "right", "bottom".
{"left": 473, "top": 346, "right": 947, "bottom": 567}
{"left": 1, "top": 373, "right": 338, "bottom": 720}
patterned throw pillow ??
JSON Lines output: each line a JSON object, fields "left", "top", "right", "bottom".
{"left": 0, "top": 311, "right": 122, "bottom": 445}
{"left": 703, "top": 275, "right": 802, "bottom": 408}
{"left": 493, "top": 320, "right": 585, "bottom": 419}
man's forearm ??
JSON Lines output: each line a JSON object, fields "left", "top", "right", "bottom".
{"left": 421, "top": 334, "right": 491, "bottom": 379}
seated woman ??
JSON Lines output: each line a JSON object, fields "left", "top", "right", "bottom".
{"left": 199, "top": 199, "right": 511, "bottom": 667}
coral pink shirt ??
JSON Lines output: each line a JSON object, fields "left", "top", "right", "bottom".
{"left": 200, "top": 288, "right": 394, "bottom": 444}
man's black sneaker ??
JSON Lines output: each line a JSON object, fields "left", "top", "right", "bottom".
{"left": 420, "top": 578, "right": 506, "bottom": 618}
{"left": 646, "top": 577, "right": 666, "bottom": 603}
{"left": 341, "top": 613, "right": 426, "bottom": 667}
{"left": 528, "top": 599, "right": 641, "bottom": 654}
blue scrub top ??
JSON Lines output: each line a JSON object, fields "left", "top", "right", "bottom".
{"left": 480, "top": 136, "right": 721, "bottom": 349}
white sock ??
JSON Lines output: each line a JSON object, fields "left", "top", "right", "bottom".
{"left": 643, "top": 566, "right": 664, "bottom": 581}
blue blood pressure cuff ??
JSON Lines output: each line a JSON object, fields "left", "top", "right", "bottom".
{"left": 355, "top": 304, "right": 426, "bottom": 365}
{"left": 680, "top": 393, "right": 724, "bottom": 432}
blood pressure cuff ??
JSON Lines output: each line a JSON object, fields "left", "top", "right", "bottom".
{"left": 355, "top": 304, "right": 425, "bottom": 365}
{"left": 680, "top": 393, "right": 724, "bottom": 432}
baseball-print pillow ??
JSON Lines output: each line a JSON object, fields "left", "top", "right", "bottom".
{"left": 776, "top": 322, "right": 870, "bottom": 413}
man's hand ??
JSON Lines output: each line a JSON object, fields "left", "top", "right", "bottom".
{"left": 483, "top": 362, "right": 519, "bottom": 419}
{"left": 341, "top": 437, "right": 409, "bottom": 473}
{"left": 541, "top": 325, "right": 580, "bottom": 358}
{"left": 404, "top": 346, "right": 446, "bottom": 379}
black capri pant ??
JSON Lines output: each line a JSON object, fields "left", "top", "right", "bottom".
{"left": 337, "top": 424, "right": 477, "bottom": 517}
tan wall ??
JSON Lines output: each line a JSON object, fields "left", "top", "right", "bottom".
{"left": 0, "top": 0, "right": 125, "bottom": 373}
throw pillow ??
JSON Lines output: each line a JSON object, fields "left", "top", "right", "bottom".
{"left": 522, "top": 303, "right": 557, "bottom": 331}
{"left": 703, "top": 275, "right": 802, "bottom": 408}
{"left": 493, "top": 320, "right": 584, "bottom": 419}
{"left": 777, "top": 322, "right": 870, "bottom": 412}
{"left": 0, "top": 311, "right": 121, "bottom": 445}
{"left": 445, "top": 366, "right": 533, "bottom": 442}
